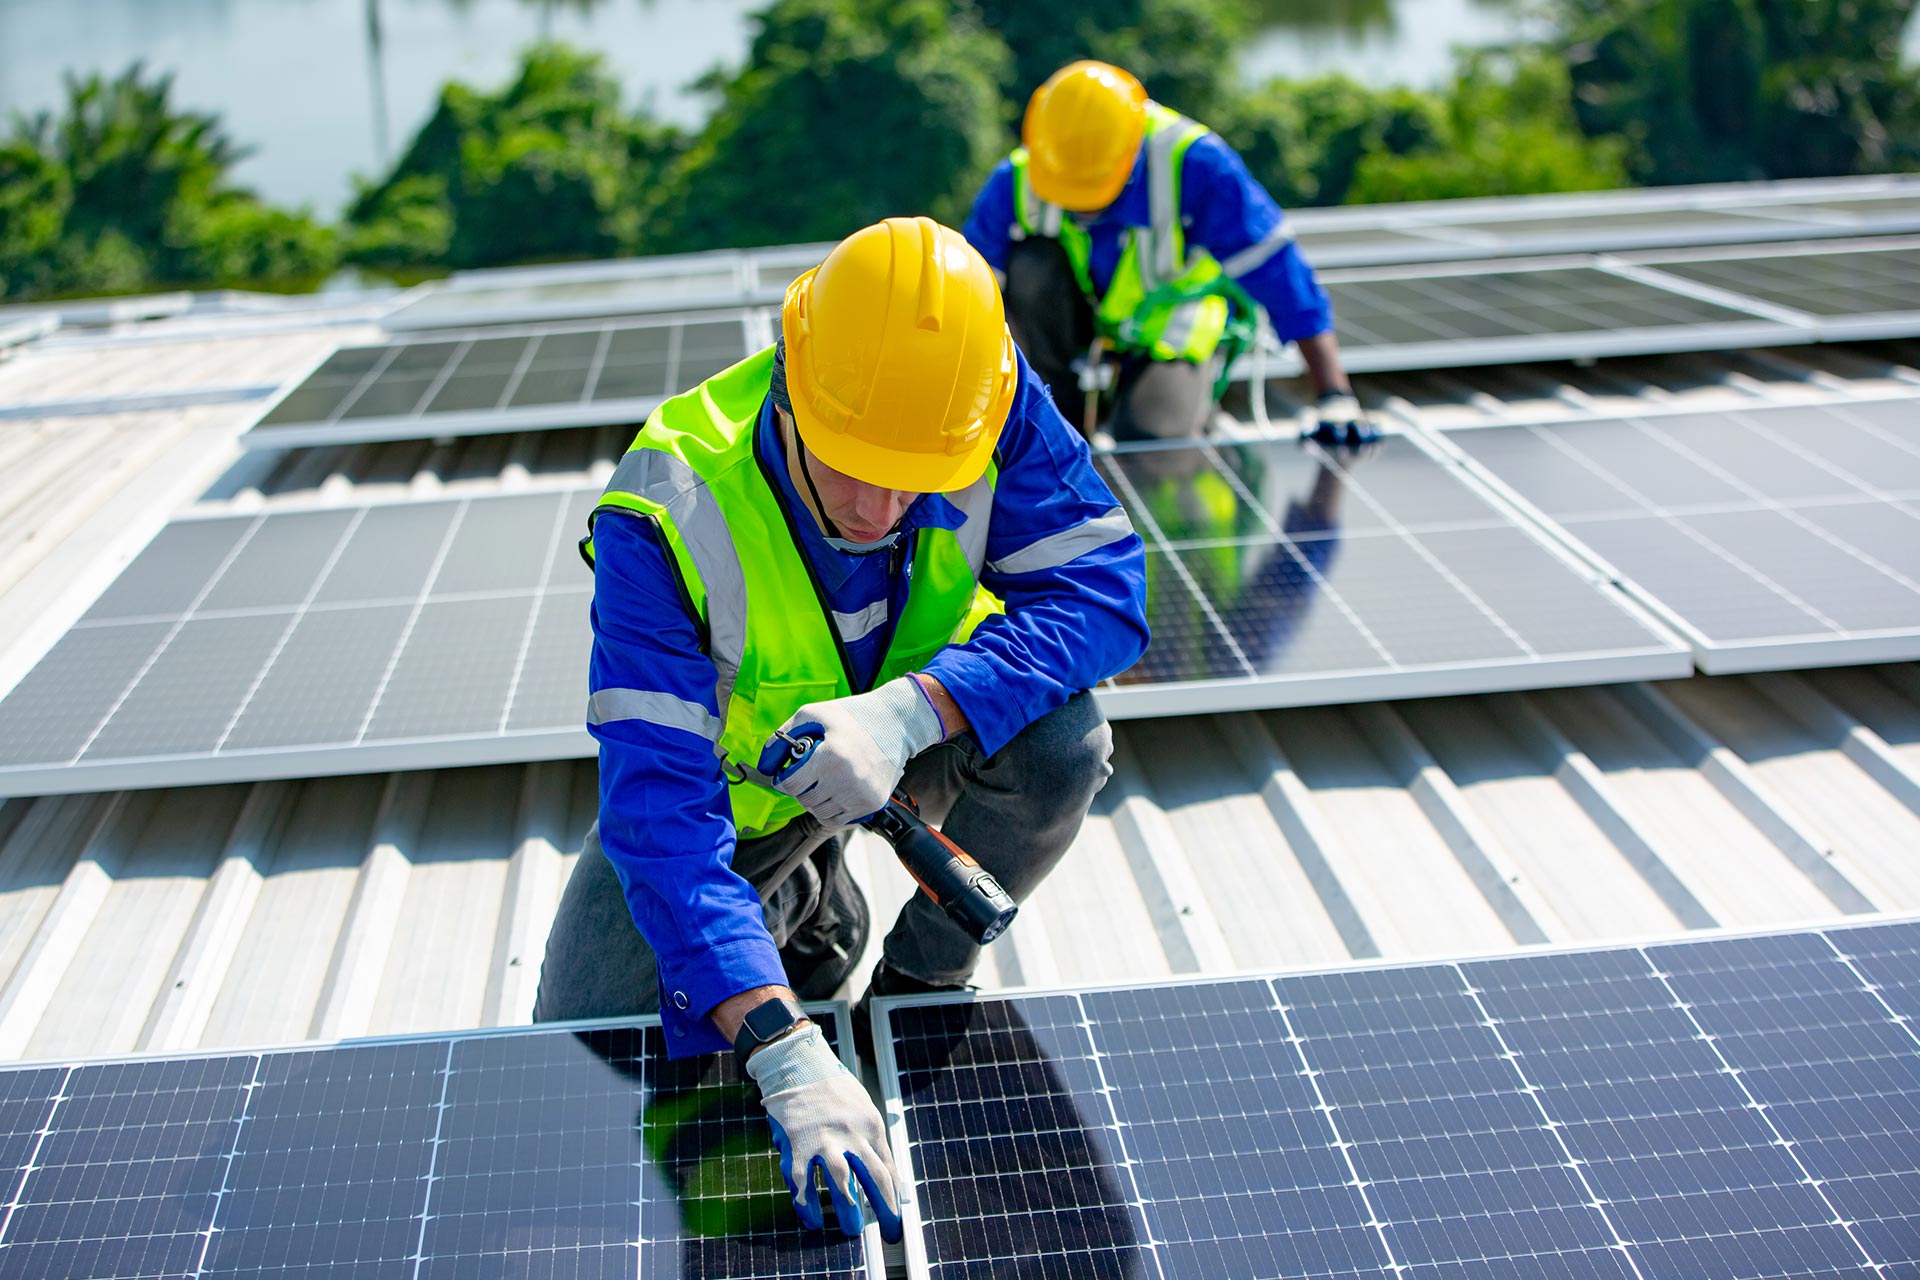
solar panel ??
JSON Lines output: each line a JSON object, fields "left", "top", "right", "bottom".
{"left": 385, "top": 261, "right": 751, "bottom": 331}
{"left": 1436, "top": 396, "right": 1920, "bottom": 672}
{"left": 0, "top": 486, "right": 599, "bottom": 797}
{"left": 0, "top": 315, "right": 56, "bottom": 349}
{"left": 1630, "top": 239, "right": 1920, "bottom": 339}
{"left": 1313, "top": 259, "right": 1809, "bottom": 374}
{"left": 1289, "top": 177, "right": 1920, "bottom": 268}
{"left": 1093, "top": 433, "right": 1689, "bottom": 715}
{"left": 242, "top": 312, "right": 758, "bottom": 449}
{"left": 0, "top": 1009, "right": 878, "bottom": 1278}
{"left": 875, "top": 918, "right": 1920, "bottom": 1280}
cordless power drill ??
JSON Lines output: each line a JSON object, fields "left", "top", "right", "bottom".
{"left": 771, "top": 730, "right": 1019, "bottom": 946}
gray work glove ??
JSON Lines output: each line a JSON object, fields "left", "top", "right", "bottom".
{"left": 745, "top": 1022, "right": 904, "bottom": 1241}
{"left": 761, "top": 676, "right": 945, "bottom": 827}
{"left": 1308, "top": 389, "right": 1378, "bottom": 445}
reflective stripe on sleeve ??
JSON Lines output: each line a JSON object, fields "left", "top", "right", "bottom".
{"left": 600, "top": 448, "right": 749, "bottom": 716}
{"left": 587, "top": 687, "right": 723, "bottom": 742}
{"left": 1220, "top": 223, "right": 1294, "bottom": 277}
{"left": 986, "top": 508, "right": 1134, "bottom": 576}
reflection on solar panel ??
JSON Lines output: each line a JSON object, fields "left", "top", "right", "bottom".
{"left": 877, "top": 918, "right": 1920, "bottom": 1280}
{"left": 0, "top": 486, "right": 598, "bottom": 797}
{"left": 1317, "top": 260, "right": 1806, "bottom": 373}
{"left": 0, "top": 1011, "right": 875, "bottom": 1278}
{"left": 243, "top": 312, "right": 756, "bottom": 448}
{"left": 1439, "top": 397, "right": 1920, "bottom": 671}
{"left": 1094, "top": 434, "right": 1688, "bottom": 714}
{"left": 1632, "top": 240, "right": 1920, "bottom": 338}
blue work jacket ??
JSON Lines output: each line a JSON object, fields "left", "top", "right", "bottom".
{"left": 587, "top": 353, "right": 1149, "bottom": 1055}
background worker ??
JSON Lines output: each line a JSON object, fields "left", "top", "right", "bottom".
{"left": 533, "top": 216, "right": 1150, "bottom": 1241}
{"left": 963, "top": 59, "right": 1372, "bottom": 446}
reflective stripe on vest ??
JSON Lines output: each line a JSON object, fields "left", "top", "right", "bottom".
{"left": 1010, "top": 105, "right": 1230, "bottom": 364}
{"left": 583, "top": 347, "right": 995, "bottom": 840}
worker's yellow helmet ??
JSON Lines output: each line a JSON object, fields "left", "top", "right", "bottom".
{"left": 781, "top": 216, "right": 1016, "bottom": 494}
{"left": 1022, "top": 60, "right": 1149, "bottom": 212}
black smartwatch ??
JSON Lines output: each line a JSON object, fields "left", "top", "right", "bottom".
{"left": 732, "top": 996, "right": 809, "bottom": 1066}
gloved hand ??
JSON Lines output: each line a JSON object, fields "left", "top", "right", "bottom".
{"left": 745, "top": 1022, "right": 904, "bottom": 1242}
{"left": 1308, "top": 389, "right": 1378, "bottom": 446}
{"left": 760, "top": 676, "right": 945, "bottom": 827}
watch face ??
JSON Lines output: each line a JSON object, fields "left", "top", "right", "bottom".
{"left": 745, "top": 998, "right": 798, "bottom": 1042}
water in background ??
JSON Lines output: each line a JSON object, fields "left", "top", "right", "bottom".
{"left": 7, "top": 0, "right": 1914, "bottom": 216}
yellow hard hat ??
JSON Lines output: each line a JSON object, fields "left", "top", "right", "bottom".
{"left": 781, "top": 216, "right": 1016, "bottom": 494}
{"left": 1022, "top": 60, "right": 1149, "bottom": 212}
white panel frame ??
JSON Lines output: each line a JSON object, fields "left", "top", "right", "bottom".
{"left": 0, "top": 314, "right": 58, "bottom": 349}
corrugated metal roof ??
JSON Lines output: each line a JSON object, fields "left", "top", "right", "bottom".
{"left": 0, "top": 665, "right": 1914, "bottom": 1063}
{"left": 3, "top": 318, "right": 1920, "bottom": 1063}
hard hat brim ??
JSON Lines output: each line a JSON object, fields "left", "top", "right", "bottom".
{"left": 795, "top": 408, "right": 1003, "bottom": 495}
{"left": 1028, "top": 163, "right": 1133, "bottom": 214}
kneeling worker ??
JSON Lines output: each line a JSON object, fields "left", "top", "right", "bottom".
{"left": 964, "top": 59, "right": 1371, "bottom": 444}
{"left": 534, "top": 217, "right": 1150, "bottom": 1241}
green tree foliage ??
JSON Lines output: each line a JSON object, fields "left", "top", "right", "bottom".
{"left": 347, "top": 43, "right": 683, "bottom": 270}
{"left": 1347, "top": 50, "right": 1631, "bottom": 201}
{"left": 657, "top": 0, "right": 1008, "bottom": 251}
{"left": 1561, "top": 0, "right": 1920, "bottom": 183}
{"left": 959, "top": 0, "right": 1247, "bottom": 119}
{"left": 1219, "top": 49, "right": 1628, "bottom": 206}
{"left": 0, "top": 65, "right": 336, "bottom": 301}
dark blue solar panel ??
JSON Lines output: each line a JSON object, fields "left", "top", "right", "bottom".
{"left": 1651, "top": 931, "right": 1920, "bottom": 1273}
{"left": 0, "top": 1054, "right": 255, "bottom": 1278}
{"left": 884, "top": 921, "right": 1920, "bottom": 1280}
{"left": 0, "top": 1014, "right": 867, "bottom": 1279}
{"left": 201, "top": 1041, "right": 447, "bottom": 1278}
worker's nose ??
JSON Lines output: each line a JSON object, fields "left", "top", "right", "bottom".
{"left": 852, "top": 485, "right": 913, "bottom": 528}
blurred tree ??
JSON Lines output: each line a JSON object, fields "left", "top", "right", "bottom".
{"left": 346, "top": 43, "right": 683, "bottom": 270}
{"left": 657, "top": 0, "right": 1008, "bottom": 250}
{"left": 1219, "top": 49, "right": 1627, "bottom": 206}
{"left": 959, "top": 0, "right": 1249, "bottom": 121}
{"left": 0, "top": 65, "right": 335, "bottom": 301}
{"left": 1214, "top": 73, "right": 1441, "bottom": 205}
{"left": 1347, "top": 49, "right": 1630, "bottom": 200}
{"left": 1561, "top": 0, "right": 1920, "bottom": 182}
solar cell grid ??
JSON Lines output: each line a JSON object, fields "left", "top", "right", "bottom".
{"left": 1096, "top": 435, "right": 1684, "bottom": 710}
{"left": 0, "top": 485, "right": 598, "bottom": 795}
{"left": 0, "top": 1013, "right": 874, "bottom": 1279}
{"left": 1323, "top": 265, "right": 1776, "bottom": 356}
{"left": 879, "top": 920, "right": 1920, "bottom": 1280}
{"left": 1441, "top": 396, "right": 1920, "bottom": 670}
{"left": 385, "top": 261, "right": 747, "bottom": 330}
{"left": 244, "top": 312, "right": 755, "bottom": 449}
{"left": 1639, "top": 245, "right": 1920, "bottom": 321}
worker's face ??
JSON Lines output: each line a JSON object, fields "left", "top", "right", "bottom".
{"left": 804, "top": 446, "right": 920, "bottom": 543}
{"left": 779, "top": 410, "right": 920, "bottom": 544}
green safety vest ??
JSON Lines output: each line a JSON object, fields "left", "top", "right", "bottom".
{"left": 580, "top": 347, "right": 996, "bottom": 840}
{"left": 1011, "top": 103, "right": 1231, "bottom": 364}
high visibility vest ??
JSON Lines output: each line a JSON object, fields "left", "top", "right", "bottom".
{"left": 1010, "top": 103, "right": 1231, "bottom": 364}
{"left": 581, "top": 347, "right": 996, "bottom": 839}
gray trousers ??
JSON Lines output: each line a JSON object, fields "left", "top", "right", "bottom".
{"left": 1004, "top": 236, "right": 1217, "bottom": 442}
{"left": 531, "top": 691, "right": 1114, "bottom": 1023}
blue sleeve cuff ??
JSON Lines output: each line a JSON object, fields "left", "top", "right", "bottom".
{"left": 656, "top": 934, "right": 790, "bottom": 1059}
{"left": 923, "top": 644, "right": 1032, "bottom": 758}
